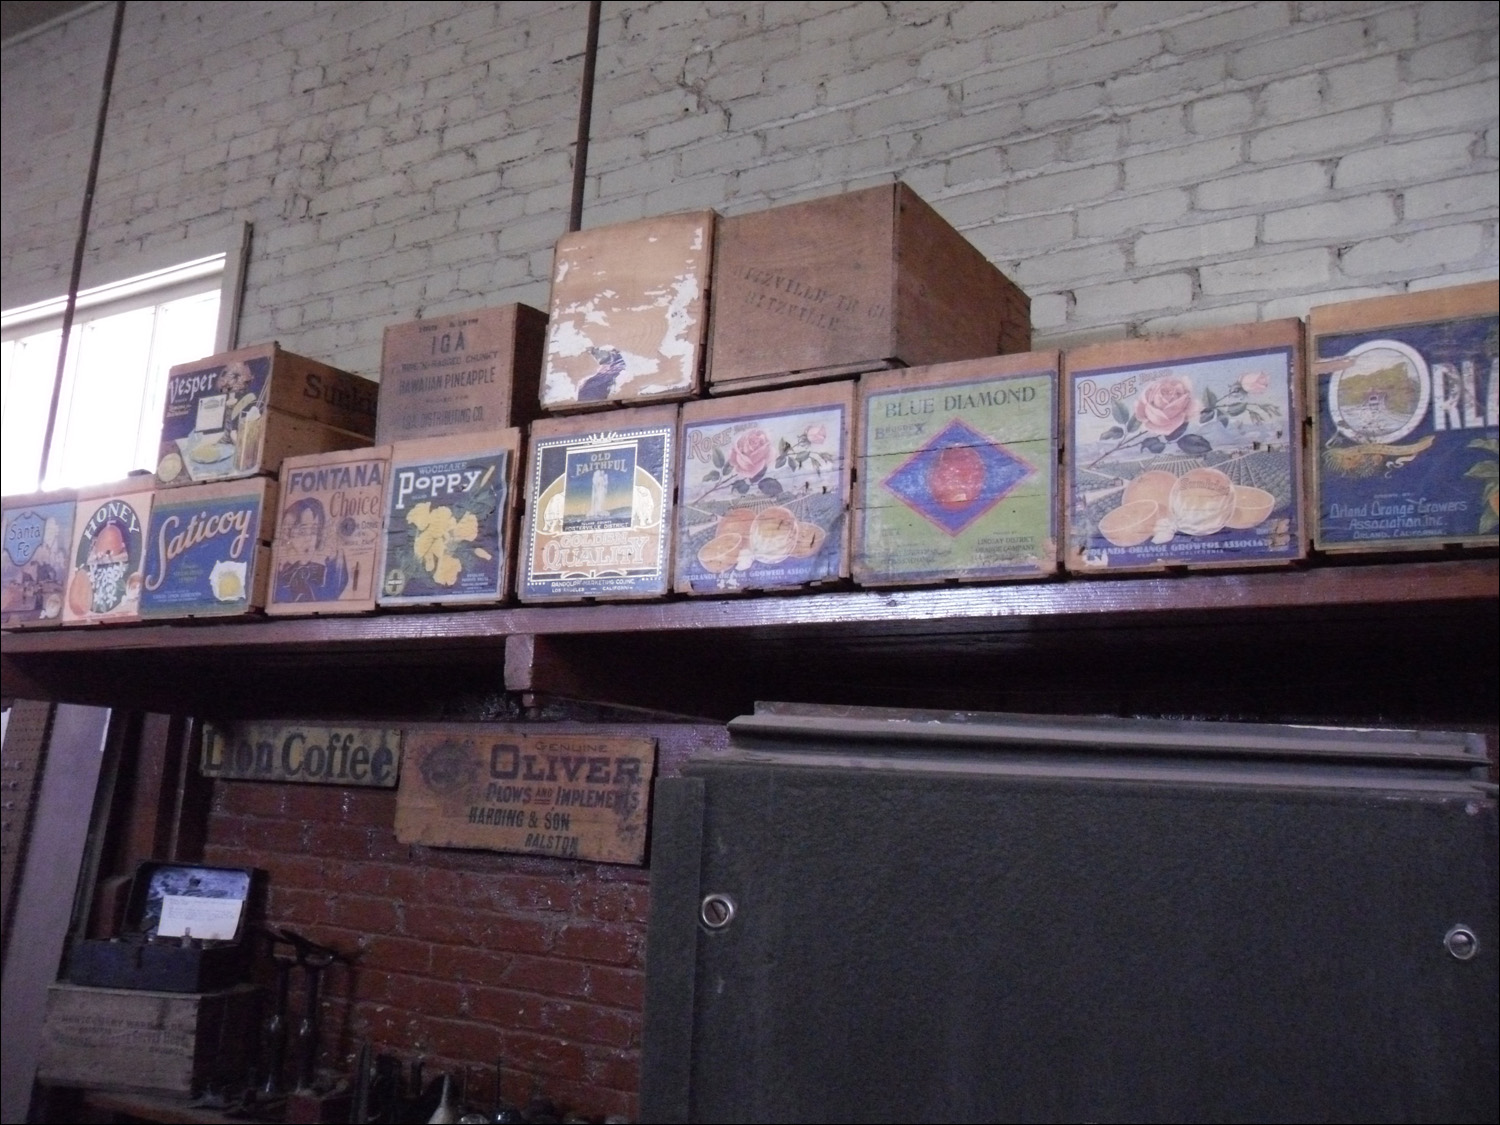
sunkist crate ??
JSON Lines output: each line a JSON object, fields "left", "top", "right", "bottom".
{"left": 1063, "top": 319, "right": 1307, "bottom": 575}
{"left": 37, "top": 982, "right": 260, "bottom": 1096}
{"left": 139, "top": 476, "right": 277, "bottom": 619}
{"left": 376, "top": 303, "right": 548, "bottom": 442}
{"left": 1307, "top": 280, "right": 1498, "bottom": 554}
{"left": 540, "top": 210, "right": 715, "bottom": 412}
{"left": 377, "top": 431, "right": 523, "bottom": 608}
{"left": 62, "top": 477, "right": 154, "bottom": 625}
{"left": 154, "top": 342, "right": 377, "bottom": 488}
{"left": 519, "top": 404, "right": 678, "bottom": 601}
{"left": 854, "top": 353, "right": 1060, "bottom": 587}
{"left": 267, "top": 445, "right": 392, "bottom": 615}
{"left": 675, "top": 381, "right": 855, "bottom": 595}
{"left": 706, "top": 182, "right": 1030, "bottom": 394}
{"left": 1, "top": 488, "right": 75, "bottom": 629}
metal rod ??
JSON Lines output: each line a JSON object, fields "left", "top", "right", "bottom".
{"left": 567, "top": 0, "right": 603, "bottom": 233}
{"left": 39, "top": 0, "right": 127, "bottom": 484}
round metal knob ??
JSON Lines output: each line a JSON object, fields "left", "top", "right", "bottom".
{"left": 1444, "top": 925, "right": 1479, "bottom": 961}
{"left": 699, "top": 892, "right": 737, "bottom": 930}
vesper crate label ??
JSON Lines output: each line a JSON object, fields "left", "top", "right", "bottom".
{"left": 395, "top": 731, "right": 657, "bottom": 864}
{"left": 522, "top": 424, "right": 673, "bottom": 599}
{"left": 156, "top": 352, "right": 273, "bottom": 485}
{"left": 1313, "top": 312, "right": 1498, "bottom": 548}
{"left": 379, "top": 446, "right": 510, "bottom": 605}
{"left": 202, "top": 721, "right": 402, "bottom": 787}
{"left": 1068, "top": 344, "right": 1300, "bottom": 570}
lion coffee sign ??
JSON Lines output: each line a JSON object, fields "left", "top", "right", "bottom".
{"left": 201, "top": 721, "right": 402, "bottom": 788}
{"left": 395, "top": 729, "right": 657, "bottom": 864}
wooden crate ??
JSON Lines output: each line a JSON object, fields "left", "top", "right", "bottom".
{"left": 1063, "top": 320, "right": 1307, "bottom": 575}
{"left": 854, "top": 354, "right": 1060, "bottom": 587}
{"left": 519, "top": 404, "right": 678, "bottom": 602}
{"left": 1307, "top": 281, "right": 1498, "bottom": 554}
{"left": 377, "top": 431, "right": 522, "bottom": 608}
{"left": 154, "top": 342, "right": 377, "bottom": 488}
{"left": 61, "top": 478, "right": 154, "bottom": 625}
{"left": 2, "top": 488, "right": 76, "bottom": 629}
{"left": 376, "top": 303, "right": 547, "bottom": 442}
{"left": 541, "top": 210, "right": 715, "bottom": 411}
{"left": 676, "top": 381, "right": 855, "bottom": 595}
{"left": 139, "top": 476, "right": 276, "bottom": 619}
{"left": 37, "top": 982, "right": 259, "bottom": 1096}
{"left": 267, "top": 446, "right": 392, "bottom": 616}
{"left": 706, "top": 182, "right": 1030, "bottom": 394}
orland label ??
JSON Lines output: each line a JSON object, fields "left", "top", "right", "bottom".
{"left": 202, "top": 721, "right": 401, "bottom": 787}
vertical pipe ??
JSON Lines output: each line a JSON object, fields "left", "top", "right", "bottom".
{"left": 38, "top": 0, "right": 127, "bottom": 485}
{"left": 567, "top": 0, "right": 603, "bottom": 233}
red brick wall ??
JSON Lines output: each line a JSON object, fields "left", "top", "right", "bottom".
{"left": 201, "top": 721, "right": 724, "bottom": 1122}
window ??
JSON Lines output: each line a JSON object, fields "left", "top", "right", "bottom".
{"left": 0, "top": 225, "right": 248, "bottom": 496}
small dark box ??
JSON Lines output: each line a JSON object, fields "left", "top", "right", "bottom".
{"left": 66, "top": 862, "right": 264, "bottom": 993}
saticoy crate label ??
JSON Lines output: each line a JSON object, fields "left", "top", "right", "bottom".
{"left": 380, "top": 449, "right": 509, "bottom": 604}
{"left": 1068, "top": 345, "right": 1300, "bottom": 569}
{"left": 523, "top": 425, "right": 672, "bottom": 598}
{"left": 1314, "top": 313, "right": 1499, "bottom": 547}
{"left": 157, "top": 354, "right": 271, "bottom": 485}
{"left": 141, "top": 491, "right": 264, "bottom": 616}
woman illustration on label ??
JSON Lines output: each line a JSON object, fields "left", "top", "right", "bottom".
{"left": 274, "top": 497, "right": 349, "bottom": 602}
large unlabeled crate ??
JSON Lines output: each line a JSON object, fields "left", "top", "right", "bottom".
{"left": 154, "top": 342, "right": 377, "bottom": 488}
{"left": 541, "top": 210, "right": 715, "bottom": 411}
{"left": 707, "top": 183, "right": 1030, "bottom": 394}
{"left": 1307, "top": 280, "right": 1498, "bottom": 554}
{"left": 1063, "top": 319, "right": 1306, "bottom": 575}
{"left": 62, "top": 477, "right": 154, "bottom": 625}
{"left": 1, "top": 487, "right": 75, "bottom": 629}
{"left": 855, "top": 353, "right": 1059, "bottom": 587}
{"left": 676, "top": 381, "right": 854, "bottom": 595}
{"left": 139, "top": 476, "right": 276, "bottom": 619}
{"left": 377, "top": 303, "right": 547, "bottom": 441}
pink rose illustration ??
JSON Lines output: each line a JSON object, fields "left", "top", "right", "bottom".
{"left": 1239, "top": 371, "right": 1270, "bottom": 394}
{"left": 729, "top": 428, "right": 771, "bottom": 477}
{"left": 804, "top": 423, "right": 827, "bottom": 445}
{"left": 1134, "top": 375, "right": 1197, "bottom": 435}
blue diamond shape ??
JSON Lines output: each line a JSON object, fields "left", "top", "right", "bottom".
{"left": 882, "top": 419, "right": 1033, "bottom": 536}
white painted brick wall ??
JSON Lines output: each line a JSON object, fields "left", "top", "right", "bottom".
{"left": 2, "top": 0, "right": 1496, "bottom": 376}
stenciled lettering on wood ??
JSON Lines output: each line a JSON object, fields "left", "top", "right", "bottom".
{"left": 201, "top": 721, "right": 402, "bottom": 787}
{"left": 395, "top": 732, "right": 657, "bottom": 864}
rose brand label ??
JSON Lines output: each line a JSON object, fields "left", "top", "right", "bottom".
{"left": 1313, "top": 312, "right": 1498, "bottom": 550}
{"left": 141, "top": 488, "right": 265, "bottom": 617}
{"left": 522, "top": 425, "right": 672, "bottom": 599}
{"left": 379, "top": 448, "right": 509, "bottom": 605}
{"left": 1067, "top": 339, "right": 1302, "bottom": 572}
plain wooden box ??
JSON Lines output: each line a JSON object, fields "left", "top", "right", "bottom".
{"left": 61, "top": 478, "right": 154, "bottom": 625}
{"left": 139, "top": 476, "right": 277, "bottom": 619}
{"left": 676, "top": 381, "right": 855, "bottom": 595}
{"left": 1, "top": 487, "right": 75, "bottom": 629}
{"left": 706, "top": 182, "right": 1030, "bottom": 394}
{"left": 1063, "top": 319, "right": 1307, "bottom": 575}
{"left": 155, "top": 342, "right": 377, "bottom": 488}
{"left": 541, "top": 210, "right": 715, "bottom": 412}
{"left": 267, "top": 445, "right": 392, "bottom": 616}
{"left": 377, "top": 303, "right": 547, "bottom": 442}
{"left": 377, "top": 431, "right": 523, "bottom": 608}
{"left": 519, "top": 404, "right": 679, "bottom": 602}
{"left": 854, "top": 354, "right": 1060, "bottom": 587}
{"left": 37, "top": 982, "right": 259, "bottom": 1096}
{"left": 1307, "top": 281, "right": 1498, "bottom": 555}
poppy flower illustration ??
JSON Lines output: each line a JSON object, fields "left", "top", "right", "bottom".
{"left": 408, "top": 501, "right": 480, "bottom": 586}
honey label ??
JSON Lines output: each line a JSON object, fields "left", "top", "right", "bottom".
{"left": 63, "top": 489, "right": 151, "bottom": 624}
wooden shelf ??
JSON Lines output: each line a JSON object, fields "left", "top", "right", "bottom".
{"left": 3, "top": 557, "right": 1496, "bottom": 724}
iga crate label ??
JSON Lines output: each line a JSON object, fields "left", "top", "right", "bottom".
{"left": 1, "top": 500, "right": 73, "bottom": 625}
{"left": 141, "top": 491, "right": 263, "bottom": 615}
{"left": 202, "top": 721, "right": 402, "bottom": 787}
{"left": 859, "top": 371, "right": 1056, "bottom": 583}
{"left": 66, "top": 493, "right": 149, "bottom": 621}
{"left": 395, "top": 730, "right": 657, "bottom": 864}
{"left": 157, "top": 354, "right": 270, "bottom": 485}
{"left": 1314, "top": 315, "right": 1498, "bottom": 547}
{"left": 273, "top": 456, "right": 386, "bottom": 607}
{"left": 523, "top": 426, "right": 672, "bottom": 598}
{"left": 678, "top": 405, "right": 847, "bottom": 592}
{"left": 380, "top": 449, "right": 509, "bottom": 604}
{"left": 1069, "top": 347, "right": 1300, "bottom": 569}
